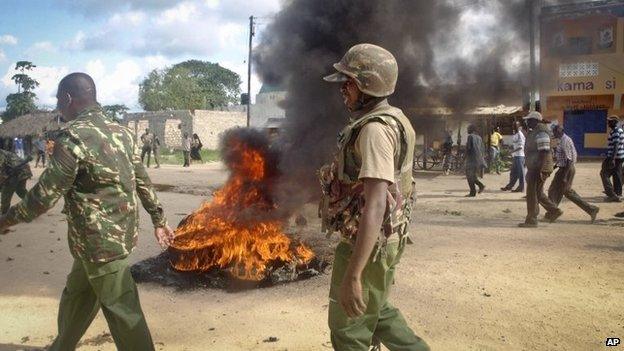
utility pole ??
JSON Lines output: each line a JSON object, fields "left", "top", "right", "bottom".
{"left": 528, "top": 0, "right": 537, "bottom": 111}
{"left": 247, "top": 15, "right": 255, "bottom": 127}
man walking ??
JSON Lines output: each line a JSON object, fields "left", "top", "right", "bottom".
{"left": 489, "top": 126, "right": 503, "bottom": 174}
{"left": 465, "top": 124, "right": 486, "bottom": 197}
{"left": 501, "top": 121, "right": 525, "bottom": 192}
{"left": 34, "top": 135, "right": 47, "bottom": 168}
{"left": 519, "top": 111, "right": 562, "bottom": 227}
{"left": 0, "top": 73, "right": 174, "bottom": 351}
{"left": 320, "top": 43, "right": 429, "bottom": 350}
{"left": 140, "top": 128, "right": 154, "bottom": 168}
{"left": 548, "top": 125, "right": 599, "bottom": 222}
{"left": 0, "top": 149, "right": 32, "bottom": 214}
{"left": 152, "top": 134, "right": 161, "bottom": 169}
{"left": 182, "top": 132, "right": 191, "bottom": 167}
{"left": 600, "top": 115, "right": 624, "bottom": 202}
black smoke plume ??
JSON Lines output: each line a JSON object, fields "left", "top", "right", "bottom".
{"left": 255, "top": 0, "right": 533, "bottom": 213}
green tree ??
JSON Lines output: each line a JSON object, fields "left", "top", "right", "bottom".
{"left": 103, "top": 104, "right": 129, "bottom": 122}
{"left": 138, "top": 60, "right": 241, "bottom": 111}
{"left": 139, "top": 66, "right": 205, "bottom": 111}
{"left": 2, "top": 61, "right": 39, "bottom": 122}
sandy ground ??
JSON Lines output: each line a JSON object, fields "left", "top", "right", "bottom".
{"left": 1, "top": 161, "right": 623, "bottom": 351}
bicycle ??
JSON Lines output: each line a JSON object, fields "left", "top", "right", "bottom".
{"left": 414, "top": 147, "right": 441, "bottom": 171}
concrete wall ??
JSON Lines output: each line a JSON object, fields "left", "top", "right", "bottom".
{"left": 125, "top": 109, "right": 247, "bottom": 151}
{"left": 192, "top": 110, "right": 246, "bottom": 149}
{"left": 124, "top": 111, "right": 193, "bottom": 150}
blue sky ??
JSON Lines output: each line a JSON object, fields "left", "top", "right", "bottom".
{"left": 0, "top": 0, "right": 280, "bottom": 111}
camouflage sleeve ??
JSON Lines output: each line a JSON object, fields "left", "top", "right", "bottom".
{"left": 0, "top": 152, "right": 7, "bottom": 185}
{"left": 132, "top": 144, "right": 167, "bottom": 228}
{"left": 4, "top": 136, "right": 79, "bottom": 226}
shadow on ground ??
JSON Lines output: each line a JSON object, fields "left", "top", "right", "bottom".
{"left": 584, "top": 244, "right": 624, "bottom": 252}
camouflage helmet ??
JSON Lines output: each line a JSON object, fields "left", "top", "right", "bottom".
{"left": 323, "top": 43, "right": 398, "bottom": 97}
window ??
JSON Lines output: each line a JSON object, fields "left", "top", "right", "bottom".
{"left": 559, "top": 62, "right": 599, "bottom": 78}
{"left": 567, "top": 37, "right": 592, "bottom": 55}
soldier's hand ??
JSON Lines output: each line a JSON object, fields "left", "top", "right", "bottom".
{"left": 154, "top": 225, "right": 175, "bottom": 250}
{"left": 339, "top": 274, "right": 367, "bottom": 318}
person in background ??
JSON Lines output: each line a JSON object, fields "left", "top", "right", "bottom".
{"left": 190, "top": 133, "right": 203, "bottom": 162}
{"left": 140, "top": 128, "right": 154, "bottom": 168}
{"left": 501, "top": 121, "right": 525, "bottom": 192}
{"left": 548, "top": 125, "right": 599, "bottom": 222}
{"left": 34, "top": 134, "right": 47, "bottom": 168}
{"left": 600, "top": 115, "right": 623, "bottom": 202}
{"left": 489, "top": 126, "right": 503, "bottom": 174}
{"left": 152, "top": 135, "right": 161, "bottom": 169}
{"left": 465, "top": 124, "right": 486, "bottom": 197}
{"left": 441, "top": 129, "right": 453, "bottom": 175}
{"left": 519, "top": 111, "right": 561, "bottom": 228}
{"left": 46, "top": 138, "right": 55, "bottom": 159}
{"left": 182, "top": 132, "right": 191, "bottom": 167}
{"left": 13, "top": 137, "right": 25, "bottom": 159}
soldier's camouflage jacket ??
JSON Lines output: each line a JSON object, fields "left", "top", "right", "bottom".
{"left": 5, "top": 106, "right": 167, "bottom": 263}
{"left": 0, "top": 149, "right": 32, "bottom": 185}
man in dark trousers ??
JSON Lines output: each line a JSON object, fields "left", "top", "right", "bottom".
{"left": 519, "top": 111, "right": 562, "bottom": 228}
{"left": 465, "top": 124, "right": 486, "bottom": 197}
{"left": 0, "top": 73, "right": 174, "bottom": 350}
{"left": 140, "top": 128, "right": 154, "bottom": 168}
{"left": 548, "top": 125, "right": 599, "bottom": 222}
{"left": 600, "top": 115, "right": 624, "bottom": 202}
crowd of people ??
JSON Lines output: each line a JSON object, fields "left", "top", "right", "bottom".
{"left": 460, "top": 112, "right": 623, "bottom": 226}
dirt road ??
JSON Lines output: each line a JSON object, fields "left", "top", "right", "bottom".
{"left": 1, "top": 162, "right": 622, "bottom": 350}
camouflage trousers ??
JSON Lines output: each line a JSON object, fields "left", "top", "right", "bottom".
{"left": 49, "top": 257, "right": 155, "bottom": 351}
{"left": 1, "top": 178, "right": 28, "bottom": 214}
{"left": 328, "top": 241, "right": 430, "bottom": 351}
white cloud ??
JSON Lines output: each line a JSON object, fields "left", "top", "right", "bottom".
{"left": 64, "top": 31, "right": 86, "bottom": 51}
{"left": 25, "top": 41, "right": 58, "bottom": 58}
{"left": 1, "top": 64, "right": 69, "bottom": 109}
{"left": 0, "top": 35, "right": 18, "bottom": 46}
{"left": 0, "top": 50, "right": 5, "bottom": 62}
{"left": 57, "top": 0, "right": 186, "bottom": 16}
{"left": 71, "top": 0, "right": 280, "bottom": 57}
{"left": 85, "top": 56, "right": 175, "bottom": 109}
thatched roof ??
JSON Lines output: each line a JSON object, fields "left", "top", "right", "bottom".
{"left": 0, "top": 111, "right": 64, "bottom": 138}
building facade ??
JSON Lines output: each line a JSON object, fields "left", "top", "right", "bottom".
{"left": 249, "top": 84, "right": 286, "bottom": 129}
{"left": 540, "top": 0, "right": 624, "bottom": 156}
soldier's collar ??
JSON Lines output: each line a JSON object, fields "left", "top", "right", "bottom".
{"left": 75, "top": 104, "right": 103, "bottom": 119}
{"left": 349, "top": 98, "right": 389, "bottom": 122}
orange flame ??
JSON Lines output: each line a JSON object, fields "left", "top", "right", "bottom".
{"left": 169, "top": 140, "right": 314, "bottom": 281}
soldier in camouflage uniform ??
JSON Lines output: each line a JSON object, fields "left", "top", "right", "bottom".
{"left": 0, "top": 73, "right": 174, "bottom": 351}
{"left": 320, "top": 44, "right": 430, "bottom": 351}
{"left": 0, "top": 149, "right": 32, "bottom": 214}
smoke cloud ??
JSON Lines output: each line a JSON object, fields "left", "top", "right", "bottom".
{"left": 254, "top": 0, "right": 534, "bottom": 213}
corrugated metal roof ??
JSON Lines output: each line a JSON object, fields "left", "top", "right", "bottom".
{"left": 410, "top": 105, "right": 523, "bottom": 117}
